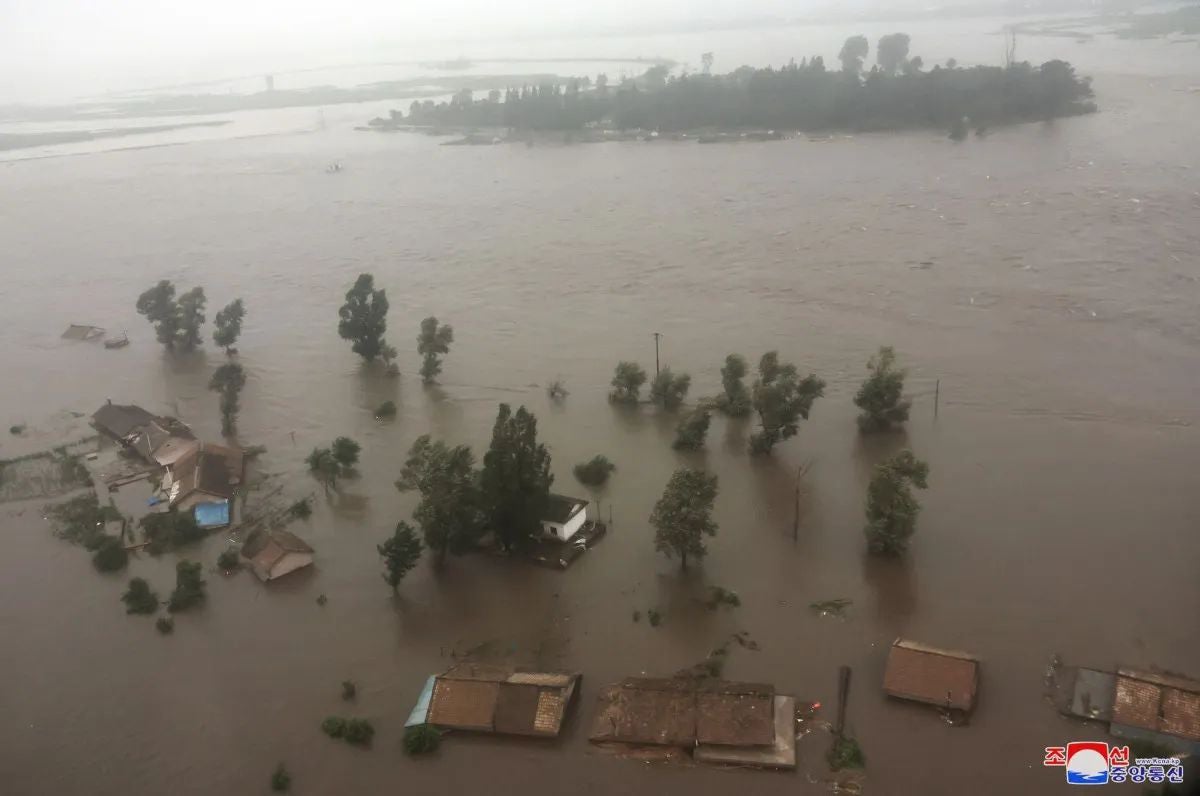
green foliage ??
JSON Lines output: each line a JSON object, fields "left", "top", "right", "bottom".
{"left": 176, "top": 287, "right": 207, "bottom": 352}
{"left": 316, "top": 593, "right": 328, "bottom": 606}
{"left": 288, "top": 498, "right": 312, "bottom": 520}
{"left": 208, "top": 362, "right": 246, "bottom": 436}
{"left": 706, "top": 586, "right": 741, "bottom": 609}
{"left": 212, "top": 298, "right": 245, "bottom": 351}
{"left": 321, "top": 716, "right": 347, "bottom": 738}
{"left": 322, "top": 717, "right": 373, "bottom": 746}
{"left": 417, "top": 316, "right": 454, "bottom": 384}
{"left": 647, "top": 608, "right": 662, "bottom": 627}
{"left": 270, "top": 764, "right": 291, "bottom": 792}
{"left": 609, "top": 361, "right": 647, "bottom": 404}
{"left": 877, "top": 33, "right": 911, "bottom": 75}
{"left": 375, "top": 400, "right": 397, "bottom": 419}
{"left": 140, "top": 510, "right": 206, "bottom": 554}
{"left": 749, "top": 352, "right": 826, "bottom": 454}
{"left": 715, "top": 354, "right": 752, "bottom": 417}
{"left": 342, "top": 680, "right": 357, "bottom": 700}
{"left": 216, "top": 547, "right": 241, "bottom": 572}
{"left": 839, "top": 35, "right": 869, "bottom": 73}
{"left": 9, "top": 423, "right": 25, "bottom": 435}
{"left": 47, "top": 493, "right": 111, "bottom": 547}
{"left": 378, "top": 521, "right": 423, "bottom": 591}
{"left": 167, "top": 560, "right": 206, "bottom": 612}
{"left": 854, "top": 346, "right": 911, "bottom": 433}
{"left": 864, "top": 450, "right": 930, "bottom": 555}
{"left": 397, "top": 435, "right": 483, "bottom": 564}
{"left": 573, "top": 455, "right": 615, "bottom": 487}
{"left": 673, "top": 407, "right": 711, "bottom": 450}
{"left": 403, "top": 724, "right": 442, "bottom": 755}
{"left": 156, "top": 616, "right": 174, "bottom": 634}
{"left": 92, "top": 535, "right": 129, "bottom": 572}
{"left": 307, "top": 437, "right": 358, "bottom": 487}
{"left": 649, "top": 368, "right": 691, "bottom": 409}
{"left": 406, "top": 51, "right": 1095, "bottom": 135}
{"left": 337, "top": 273, "right": 391, "bottom": 362}
{"left": 122, "top": 577, "right": 159, "bottom": 614}
{"left": 651, "top": 468, "right": 719, "bottom": 571}
{"left": 828, "top": 734, "right": 866, "bottom": 771}
{"left": 136, "top": 280, "right": 180, "bottom": 350}
{"left": 482, "top": 405, "right": 554, "bottom": 552}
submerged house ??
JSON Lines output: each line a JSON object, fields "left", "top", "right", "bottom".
{"left": 589, "top": 676, "right": 797, "bottom": 769}
{"left": 1110, "top": 668, "right": 1200, "bottom": 755}
{"left": 408, "top": 663, "right": 582, "bottom": 738}
{"left": 241, "top": 529, "right": 315, "bottom": 582}
{"left": 541, "top": 494, "right": 589, "bottom": 542}
{"left": 883, "top": 638, "right": 981, "bottom": 714}
{"left": 91, "top": 402, "right": 196, "bottom": 466}
{"left": 164, "top": 442, "right": 243, "bottom": 511}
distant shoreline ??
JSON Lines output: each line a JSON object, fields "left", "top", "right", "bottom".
{"left": 0, "top": 120, "right": 230, "bottom": 152}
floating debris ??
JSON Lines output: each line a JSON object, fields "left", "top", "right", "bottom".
{"left": 810, "top": 598, "right": 853, "bottom": 618}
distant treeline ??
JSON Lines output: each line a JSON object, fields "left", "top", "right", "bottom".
{"left": 402, "top": 37, "right": 1095, "bottom": 134}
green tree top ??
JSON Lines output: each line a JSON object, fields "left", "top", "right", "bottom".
{"left": 396, "top": 435, "right": 482, "bottom": 564}
{"left": 749, "top": 352, "right": 825, "bottom": 454}
{"left": 854, "top": 346, "right": 911, "bottom": 433}
{"left": 176, "top": 287, "right": 207, "bottom": 352}
{"left": 877, "top": 33, "right": 911, "bottom": 75}
{"left": 337, "top": 274, "right": 392, "bottom": 362}
{"left": 651, "top": 468, "right": 719, "bottom": 571}
{"left": 610, "top": 361, "right": 647, "bottom": 404}
{"left": 417, "top": 316, "right": 454, "bottom": 384}
{"left": 136, "top": 280, "right": 180, "bottom": 350}
{"left": 839, "top": 35, "right": 869, "bottom": 74}
{"left": 864, "top": 450, "right": 930, "bottom": 556}
{"left": 378, "top": 521, "right": 423, "bottom": 591}
{"left": 213, "top": 298, "right": 245, "bottom": 352}
{"left": 208, "top": 362, "right": 247, "bottom": 436}
{"left": 650, "top": 368, "right": 691, "bottom": 410}
{"left": 716, "top": 353, "right": 752, "bottom": 417}
{"left": 481, "top": 404, "right": 553, "bottom": 552}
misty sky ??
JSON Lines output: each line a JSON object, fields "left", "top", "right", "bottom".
{"left": 1, "top": 0, "right": 982, "bottom": 103}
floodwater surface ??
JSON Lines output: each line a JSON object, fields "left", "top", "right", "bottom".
{"left": 1, "top": 30, "right": 1198, "bottom": 796}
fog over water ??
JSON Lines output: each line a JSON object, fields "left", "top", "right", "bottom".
{"left": 0, "top": 5, "right": 1198, "bottom": 795}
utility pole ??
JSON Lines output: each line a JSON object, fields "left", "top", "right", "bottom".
{"left": 934, "top": 379, "right": 940, "bottom": 420}
{"left": 652, "top": 332, "right": 662, "bottom": 376}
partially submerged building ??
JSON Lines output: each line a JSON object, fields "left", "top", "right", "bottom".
{"left": 91, "top": 402, "right": 196, "bottom": 467}
{"left": 540, "top": 494, "right": 589, "bottom": 542}
{"left": 883, "top": 638, "right": 981, "bottom": 714}
{"left": 1110, "top": 669, "right": 1200, "bottom": 755}
{"left": 589, "top": 677, "right": 797, "bottom": 769}
{"left": 164, "top": 442, "right": 243, "bottom": 511}
{"left": 407, "top": 663, "right": 582, "bottom": 738}
{"left": 241, "top": 529, "right": 315, "bottom": 582}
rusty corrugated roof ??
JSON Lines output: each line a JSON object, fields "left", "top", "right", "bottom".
{"left": 428, "top": 679, "right": 499, "bottom": 730}
{"left": 1162, "top": 688, "right": 1200, "bottom": 741}
{"left": 590, "top": 683, "right": 698, "bottom": 746}
{"left": 1113, "top": 670, "right": 1200, "bottom": 741}
{"left": 883, "top": 639, "right": 979, "bottom": 711}
{"left": 1113, "top": 676, "right": 1161, "bottom": 730}
{"left": 696, "top": 691, "right": 774, "bottom": 746}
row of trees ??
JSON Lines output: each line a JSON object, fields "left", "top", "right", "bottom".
{"left": 336, "top": 273, "right": 454, "bottom": 384}
{"left": 136, "top": 281, "right": 244, "bottom": 354}
{"left": 402, "top": 35, "right": 1094, "bottom": 134}
{"left": 610, "top": 346, "right": 910, "bottom": 454}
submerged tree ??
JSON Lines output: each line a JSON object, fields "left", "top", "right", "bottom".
{"left": 378, "top": 521, "right": 423, "bottom": 591}
{"left": 121, "top": 577, "right": 159, "bottom": 614}
{"left": 176, "top": 287, "right": 207, "bottom": 352}
{"left": 92, "top": 536, "right": 129, "bottom": 572}
{"left": 337, "top": 273, "right": 393, "bottom": 363}
{"left": 212, "top": 298, "right": 245, "bottom": 354}
{"left": 609, "top": 361, "right": 647, "bottom": 404}
{"left": 167, "top": 559, "right": 206, "bottom": 612}
{"left": 306, "top": 437, "right": 359, "bottom": 489}
{"left": 417, "top": 316, "right": 454, "bottom": 384}
{"left": 396, "top": 435, "right": 483, "bottom": 565}
{"left": 854, "top": 346, "right": 911, "bottom": 433}
{"left": 749, "top": 352, "right": 826, "bottom": 454}
{"left": 481, "top": 404, "right": 553, "bottom": 552}
{"left": 864, "top": 450, "right": 930, "bottom": 555}
{"left": 208, "top": 362, "right": 246, "bottom": 436}
{"left": 649, "top": 368, "right": 692, "bottom": 410}
{"left": 715, "top": 353, "right": 752, "bottom": 417}
{"left": 573, "top": 454, "right": 615, "bottom": 487}
{"left": 673, "top": 407, "right": 712, "bottom": 450}
{"left": 651, "top": 468, "right": 719, "bottom": 571}
{"left": 136, "top": 280, "right": 181, "bottom": 350}
{"left": 839, "top": 35, "right": 870, "bottom": 74}
{"left": 877, "top": 33, "right": 912, "bottom": 75}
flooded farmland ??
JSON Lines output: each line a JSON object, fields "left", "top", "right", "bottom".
{"left": 2, "top": 23, "right": 1199, "bottom": 796}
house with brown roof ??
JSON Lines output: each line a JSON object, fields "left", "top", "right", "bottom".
{"left": 240, "top": 529, "right": 315, "bottom": 582}
{"left": 883, "top": 638, "right": 980, "bottom": 714}
{"left": 411, "top": 663, "right": 581, "bottom": 738}
{"left": 91, "top": 402, "right": 196, "bottom": 466}
{"left": 589, "top": 676, "right": 797, "bottom": 769}
{"left": 164, "top": 442, "right": 243, "bottom": 511}
{"left": 1110, "top": 668, "right": 1200, "bottom": 755}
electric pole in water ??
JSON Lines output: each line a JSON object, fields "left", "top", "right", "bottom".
{"left": 652, "top": 332, "right": 661, "bottom": 376}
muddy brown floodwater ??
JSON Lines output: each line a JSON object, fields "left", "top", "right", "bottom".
{"left": 1, "top": 65, "right": 1198, "bottom": 795}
